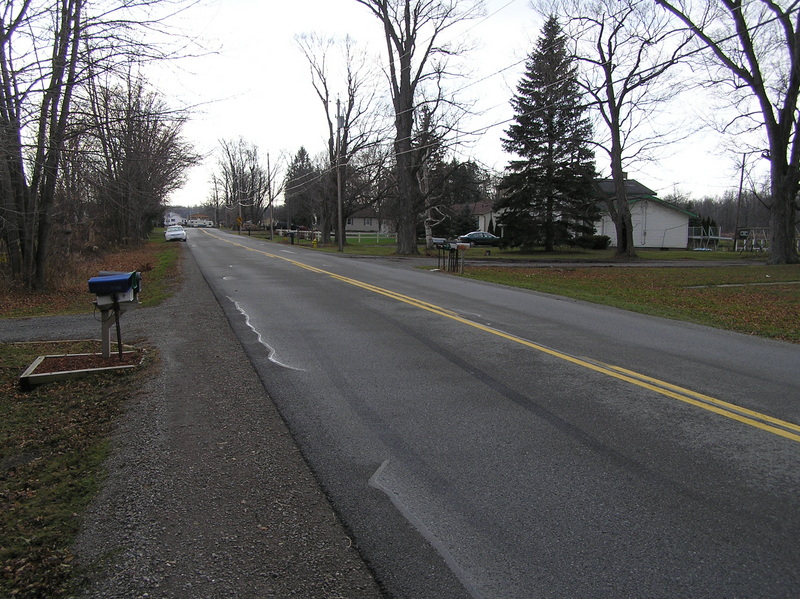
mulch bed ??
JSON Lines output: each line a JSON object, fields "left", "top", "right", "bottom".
{"left": 35, "top": 351, "right": 142, "bottom": 373}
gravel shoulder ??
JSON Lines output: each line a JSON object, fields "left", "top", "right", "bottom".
{"left": 1, "top": 249, "right": 384, "bottom": 598}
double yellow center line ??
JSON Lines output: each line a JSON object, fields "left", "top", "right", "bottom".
{"left": 206, "top": 230, "right": 800, "bottom": 443}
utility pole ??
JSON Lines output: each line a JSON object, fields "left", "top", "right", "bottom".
{"left": 337, "top": 97, "right": 344, "bottom": 252}
{"left": 267, "top": 152, "right": 274, "bottom": 240}
{"left": 735, "top": 152, "right": 746, "bottom": 251}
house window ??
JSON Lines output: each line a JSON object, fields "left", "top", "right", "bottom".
{"left": 364, "top": 218, "right": 372, "bottom": 226}
{"left": 347, "top": 218, "right": 353, "bottom": 225}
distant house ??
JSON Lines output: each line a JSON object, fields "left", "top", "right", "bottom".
{"left": 164, "top": 211, "right": 183, "bottom": 226}
{"left": 346, "top": 208, "right": 394, "bottom": 234}
{"left": 469, "top": 201, "right": 497, "bottom": 232}
{"left": 595, "top": 179, "right": 697, "bottom": 249}
{"left": 187, "top": 213, "right": 214, "bottom": 228}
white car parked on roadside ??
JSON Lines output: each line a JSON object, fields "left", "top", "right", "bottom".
{"left": 164, "top": 225, "right": 187, "bottom": 242}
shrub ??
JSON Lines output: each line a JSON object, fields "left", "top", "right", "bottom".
{"left": 575, "top": 235, "right": 611, "bottom": 250}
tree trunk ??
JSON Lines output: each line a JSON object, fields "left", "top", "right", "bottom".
{"left": 609, "top": 137, "right": 637, "bottom": 259}
{"left": 394, "top": 105, "right": 420, "bottom": 255}
{"left": 544, "top": 195, "right": 555, "bottom": 252}
{"left": 14, "top": 0, "right": 82, "bottom": 290}
{"left": 767, "top": 167, "right": 800, "bottom": 264}
{"left": 393, "top": 70, "right": 420, "bottom": 252}
{"left": 0, "top": 142, "right": 25, "bottom": 277}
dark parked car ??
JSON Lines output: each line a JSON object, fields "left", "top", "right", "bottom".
{"left": 457, "top": 231, "right": 500, "bottom": 246}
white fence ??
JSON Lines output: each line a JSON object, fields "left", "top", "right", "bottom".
{"left": 275, "top": 230, "right": 397, "bottom": 243}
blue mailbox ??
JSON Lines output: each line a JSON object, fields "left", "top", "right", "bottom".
{"left": 88, "top": 271, "right": 139, "bottom": 295}
{"left": 88, "top": 271, "right": 141, "bottom": 308}
{"left": 88, "top": 271, "right": 142, "bottom": 358}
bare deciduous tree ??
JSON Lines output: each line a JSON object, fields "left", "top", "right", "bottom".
{"left": 296, "top": 32, "right": 388, "bottom": 247}
{"left": 654, "top": 0, "right": 800, "bottom": 264}
{"left": 0, "top": 0, "right": 84, "bottom": 289}
{"left": 354, "top": 0, "right": 483, "bottom": 254}
{"left": 215, "top": 138, "right": 273, "bottom": 229}
{"left": 549, "top": 0, "right": 692, "bottom": 258}
{"left": 79, "top": 76, "right": 198, "bottom": 245}
{"left": 0, "top": 0, "right": 200, "bottom": 289}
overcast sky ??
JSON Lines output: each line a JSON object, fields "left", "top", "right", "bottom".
{"left": 154, "top": 0, "right": 764, "bottom": 208}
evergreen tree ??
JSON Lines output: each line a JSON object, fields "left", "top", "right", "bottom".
{"left": 497, "top": 15, "right": 598, "bottom": 251}
{"left": 283, "top": 147, "right": 320, "bottom": 228}
{"left": 449, "top": 205, "right": 479, "bottom": 238}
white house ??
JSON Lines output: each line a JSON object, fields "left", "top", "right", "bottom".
{"left": 470, "top": 201, "right": 497, "bottom": 232}
{"left": 346, "top": 208, "right": 394, "bottom": 234}
{"left": 595, "top": 179, "right": 697, "bottom": 249}
{"left": 163, "top": 211, "right": 183, "bottom": 226}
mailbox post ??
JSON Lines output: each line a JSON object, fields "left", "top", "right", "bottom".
{"left": 432, "top": 238, "right": 448, "bottom": 270}
{"left": 87, "top": 271, "right": 141, "bottom": 359}
{"left": 432, "top": 238, "right": 468, "bottom": 273}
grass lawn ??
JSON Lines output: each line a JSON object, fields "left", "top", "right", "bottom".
{"left": 460, "top": 264, "right": 800, "bottom": 343}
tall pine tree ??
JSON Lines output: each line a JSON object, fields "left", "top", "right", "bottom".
{"left": 283, "top": 147, "right": 320, "bottom": 228}
{"left": 498, "top": 16, "right": 597, "bottom": 251}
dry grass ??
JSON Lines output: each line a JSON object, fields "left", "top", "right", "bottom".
{"left": 1, "top": 240, "right": 183, "bottom": 318}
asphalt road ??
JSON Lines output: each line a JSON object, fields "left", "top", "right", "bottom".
{"left": 189, "top": 229, "right": 800, "bottom": 599}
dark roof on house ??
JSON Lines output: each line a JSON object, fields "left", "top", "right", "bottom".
{"left": 470, "top": 201, "right": 494, "bottom": 215}
{"left": 596, "top": 178, "right": 657, "bottom": 198}
{"left": 451, "top": 201, "right": 494, "bottom": 215}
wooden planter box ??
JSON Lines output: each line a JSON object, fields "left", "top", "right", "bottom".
{"left": 19, "top": 350, "right": 143, "bottom": 391}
